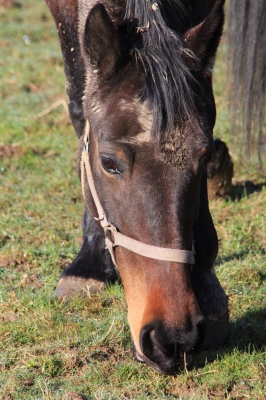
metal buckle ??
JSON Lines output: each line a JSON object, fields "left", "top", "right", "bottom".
{"left": 104, "top": 224, "right": 118, "bottom": 267}
{"left": 104, "top": 223, "right": 117, "bottom": 240}
{"left": 83, "top": 141, "right": 89, "bottom": 153}
{"left": 105, "top": 236, "right": 118, "bottom": 267}
{"left": 94, "top": 215, "right": 105, "bottom": 222}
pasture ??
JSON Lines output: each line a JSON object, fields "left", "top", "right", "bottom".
{"left": 0, "top": 1, "right": 265, "bottom": 399}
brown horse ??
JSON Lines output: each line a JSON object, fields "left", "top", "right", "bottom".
{"left": 45, "top": 0, "right": 228, "bottom": 374}
{"left": 207, "top": 139, "right": 234, "bottom": 199}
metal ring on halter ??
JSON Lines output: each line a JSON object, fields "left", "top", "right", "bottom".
{"left": 103, "top": 224, "right": 117, "bottom": 247}
{"left": 83, "top": 142, "right": 89, "bottom": 152}
{"left": 94, "top": 215, "right": 105, "bottom": 222}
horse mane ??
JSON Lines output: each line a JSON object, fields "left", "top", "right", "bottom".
{"left": 227, "top": 0, "right": 266, "bottom": 165}
{"left": 123, "top": 0, "right": 199, "bottom": 136}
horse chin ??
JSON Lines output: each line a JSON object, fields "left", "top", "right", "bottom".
{"left": 131, "top": 339, "right": 194, "bottom": 375}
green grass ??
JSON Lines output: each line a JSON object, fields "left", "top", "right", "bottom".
{"left": 0, "top": 1, "right": 265, "bottom": 399}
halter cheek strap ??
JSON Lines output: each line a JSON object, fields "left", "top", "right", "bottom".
{"left": 80, "top": 122, "right": 195, "bottom": 267}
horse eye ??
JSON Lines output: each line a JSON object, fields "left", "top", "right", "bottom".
{"left": 101, "top": 157, "right": 120, "bottom": 175}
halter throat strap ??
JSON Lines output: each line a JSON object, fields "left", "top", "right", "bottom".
{"left": 80, "top": 123, "right": 195, "bottom": 267}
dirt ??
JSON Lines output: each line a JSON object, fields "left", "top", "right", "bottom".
{"left": 17, "top": 273, "right": 42, "bottom": 289}
{"left": 30, "top": 147, "right": 59, "bottom": 158}
{"left": 0, "top": 255, "right": 13, "bottom": 268}
{"left": 0, "top": 253, "right": 29, "bottom": 268}
{"left": 62, "top": 393, "right": 86, "bottom": 400}
{"left": 2, "top": 394, "right": 13, "bottom": 400}
{"left": 0, "top": 0, "right": 21, "bottom": 8}
{"left": 1, "top": 312, "right": 17, "bottom": 322}
{"left": 0, "top": 144, "right": 59, "bottom": 160}
{"left": 0, "top": 145, "right": 24, "bottom": 160}
{"left": 0, "top": 253, "right": 41, "bottom": 287}
{"left": 57, "top": 257, "right": 73, "bottom": 270}
{"left": 0, "top": 0, "right": 21, "bottom": 16}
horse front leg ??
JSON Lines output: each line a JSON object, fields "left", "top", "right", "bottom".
{"left": 54, "top": 207, "right": 118, "bottom": 298}
{"left": 192, "top": 172, "right": 229, "bottom": 349}
{"left": 45, "top": 0, "right": 86, "bottom": 139}
{"left": 45, "top": 0, "right": 118, "bottom": 297}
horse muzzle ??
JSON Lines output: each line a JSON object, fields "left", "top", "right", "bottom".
{"left": 132, "top": 317, "right": 207, "bottom": 374}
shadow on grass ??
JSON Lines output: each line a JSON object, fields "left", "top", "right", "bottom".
{"left": 227, "top": 307, "right": 266, "bottom": 350}
{"left": 215, "top": 245, "right": 265, "bottom": 265}
{"left": 227, "top": 180, "right": 266, "bottom": 201}
{"left": 195, "top": 306, "right": 266, "bottom": 368}
{"left": 215, "top": 250, "right": 250, "bottom": 265}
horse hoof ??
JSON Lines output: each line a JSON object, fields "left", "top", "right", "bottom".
{"left": 54, "top": 276, "right": 106, "bottom": 299}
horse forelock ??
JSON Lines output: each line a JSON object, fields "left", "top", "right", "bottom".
{"left": 123, "top": 0, "right": 199, "bottom": 139}
{"left": 85, "top": 71, "right": 199, "bottom": 168}
{"left": 83, "top": 0, "right": 204, "bottom": 165}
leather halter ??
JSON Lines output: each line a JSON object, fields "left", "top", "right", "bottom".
{"left": 80, "top": 122, "right": 195, "bottom": 267}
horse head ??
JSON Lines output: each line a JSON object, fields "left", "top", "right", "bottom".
{"left": 79, "top": 1, "right": 224, "bottom": 374}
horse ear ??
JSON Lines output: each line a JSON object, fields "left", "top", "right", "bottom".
{"left": 83, "top": 3, "right": 121, "bottom": 78}
{"left": 183, "top": 1, "right": 224, "bottom": 74}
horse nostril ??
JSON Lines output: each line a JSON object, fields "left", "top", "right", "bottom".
{"left": 140, "top": 322, "right": 175, "bottom": 361}
{"left": 139, "top": 318, "right": 207, "bottom": 373}
{"left": 149, "top": 329, "right": 174, "bottom": 356}
{"left": 140, "top": 325, "right": 155, "bottom": 360}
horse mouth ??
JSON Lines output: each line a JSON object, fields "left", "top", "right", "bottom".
{"left": 131, "top": 339, "right": 194, "bottom": 375}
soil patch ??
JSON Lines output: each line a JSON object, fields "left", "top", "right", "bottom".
{"left": 0, "top": 0, "right": 21, "bottom": 8}
{"left": 0, "top": 145, "right": 24, "bottom": 160}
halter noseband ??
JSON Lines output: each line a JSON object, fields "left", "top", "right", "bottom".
{"left": 80, "top": 122, "right": 195, "bottom": 267}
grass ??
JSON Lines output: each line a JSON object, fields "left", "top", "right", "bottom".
{"left": 0, "top": 1, "right": 265, "bottom": 399}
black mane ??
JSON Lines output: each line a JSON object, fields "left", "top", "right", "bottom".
{"left": 124, "top": 0, "right": 199, "bottom": 135}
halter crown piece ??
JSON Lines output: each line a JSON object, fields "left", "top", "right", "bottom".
{"left": 80, "top": 122, "right": 195, "bottom": 267}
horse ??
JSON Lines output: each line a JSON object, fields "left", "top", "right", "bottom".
{"left": 207, "top": 139, "right": 233, "bottom": 199}
{"left": 45, "top": 0, "right": 229, "bottom": 374}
